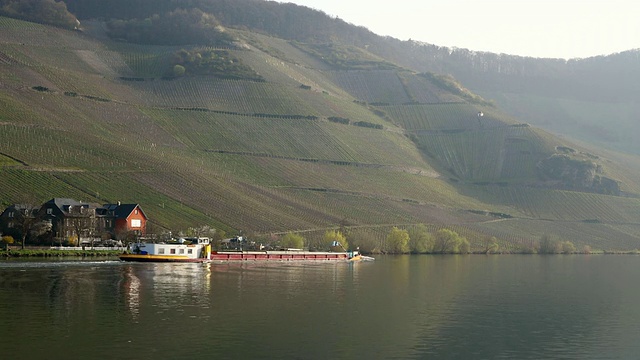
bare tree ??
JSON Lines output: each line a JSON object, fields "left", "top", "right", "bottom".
{"left": 67, "top": 205, "right": 96, "bottom": 247}
{"left": 14, "top": 205, "right": 39, "bottom": 250}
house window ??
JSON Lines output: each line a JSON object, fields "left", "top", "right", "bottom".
{"left": 8, "top": 221, "right": 13, "bottom": 228}
{"left": 47, "top": 208, "right": 53, "bottom": 215}
{"left": 8, "top": 211, "right": 14, "bottom": 218}
{"left": 179, "top": 249, "right": 185, "bottom": 254}
{"left": 131, "top": 219, "right": 141, "bottom": 228}
{"left": 170, "top": 249, "right": 176, "bottom": 254}
{"left": 188, "top": 249, "right": 193, "bottom": 254}
{"left": 134, "top": 209, "right": 139, "bottom": 215}
{"left": 159, "top": 248, "right": 165, "bottom": 254}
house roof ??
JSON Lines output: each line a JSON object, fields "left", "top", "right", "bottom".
{"left": 46, "top": 198, "right": 82, "bottom": 210}
{"left": 0, "top": 204, "right": 37, "bottom": 217}
{"left": 103, "top": 203, "right": 146, "bottom": 219}
{"left": 1, "top": 200, "right": 147, "bottom": 221}
{"left": 44, "top": 198, "right": 99, "bottom": 214}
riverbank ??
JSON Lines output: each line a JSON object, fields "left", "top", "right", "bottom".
{"left": 1, "top": 249, "right": 122, "bottom": 257}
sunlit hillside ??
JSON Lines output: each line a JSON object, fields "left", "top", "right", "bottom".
{"left": 1, "top": 14, "right": 640, "bottom": 251}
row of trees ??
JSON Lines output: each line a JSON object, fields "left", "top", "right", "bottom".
{"left": 106, "top": 8, "right": 233, "bottom": 46}
{"left": 64, "top": 0, "right": 379, "bottom": 46}
{"left": 537, "top": 235, "right": 577, "bottom": 254}
{"left": 271, "top": 227, "right": 474, "bottom": 255}
{"left": 0, "top": 0, "right": 78, "bottom": 29}
{"left": 264, "top": 228, "right": 590, "bottom": 255}
{"left": 169, "top": 48, "right": 263, "bottom": 81}
{"left": 261, "top": 229, "right": 346, "bottom": 251}
{"left": 385, "top": 227, "right": 472, "bottom": 254}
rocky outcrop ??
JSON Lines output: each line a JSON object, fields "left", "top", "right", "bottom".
{"left": 537, "top": 154, "right": 620, "bottom": 195}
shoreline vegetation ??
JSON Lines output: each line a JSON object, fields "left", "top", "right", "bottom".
{"left": 2, "top": 248, "right": 640, "bottom": 258}
{"left": 3, "top": 227, "right": 638, "bottom": 257}
{"left": 1, "top": 248, "right": 122, "bottom": 257}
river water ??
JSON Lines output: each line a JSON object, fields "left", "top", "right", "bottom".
{"left": 1, "top": 255, "right": 639, "bottom": 359}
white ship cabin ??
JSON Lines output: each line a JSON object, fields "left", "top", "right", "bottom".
{"left": 130, "top": 237, "right": 211, "bottom": 259}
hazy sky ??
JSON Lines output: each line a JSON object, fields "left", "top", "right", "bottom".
{"left": 277, "top": 0, "right": 640, "bottom": 59}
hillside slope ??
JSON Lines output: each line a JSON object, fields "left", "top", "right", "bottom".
{"left": 1, "top": 16, "right": 640, "bottom": 251}
{"left": 59, "top": 0, "right": 640, "bottom": 154}
{"left": 385, "top": 45, "right": 640, "bottom": 155}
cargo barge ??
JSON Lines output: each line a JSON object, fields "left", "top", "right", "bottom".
{"left": 210, "top": 249, "right": 362, "bottom": 262}
{"left": 119, "top": 237, "right": 370, "bottom": 263}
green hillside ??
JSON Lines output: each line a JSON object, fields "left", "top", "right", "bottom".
{"left": 1, "top": 13, "right": 640, "bottom": 252}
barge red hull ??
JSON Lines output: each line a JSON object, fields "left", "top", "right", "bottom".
{"left": 210, "top": 251, "right": 352, "bottom": 261}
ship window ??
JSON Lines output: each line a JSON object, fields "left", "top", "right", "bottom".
{"left": 170, "top": 249, "right": 176, "bottom": 254}
{"left": 179, "top": 249, "right": 184, "bottom": 254}
{"left": 159, "top": 248, "right": 165, "bottom": 254}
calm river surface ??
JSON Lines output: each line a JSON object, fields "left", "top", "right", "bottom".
{"left": 2, "top": 255, "right": 640, "bottom": 359}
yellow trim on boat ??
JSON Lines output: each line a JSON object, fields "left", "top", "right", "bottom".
{"left": 119, "top": 254, "right": 191, "bottom": 260}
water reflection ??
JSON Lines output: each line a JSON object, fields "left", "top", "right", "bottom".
{"left": 3, "top": 256, "right": 640, "bottom": 359}
{"left": 200, "top": 260, "right": 372, "bottom": 358}
{"left": 119, "top": 263, "right": 214, "bottom": 323}
{"left": 121, "top": 266, "right": 140, "bottom": 320}
{"left": 407, "top": 255, "right": 637, "bottom": 360}
{"left": 209, "top": 260, "right": 362, "bottom": 300}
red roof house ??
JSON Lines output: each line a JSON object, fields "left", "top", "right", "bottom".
{"left": 100, "top": 203, "right": 147, "bottom": 238}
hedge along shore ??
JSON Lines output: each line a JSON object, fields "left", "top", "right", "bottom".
{"left": 1, "top": 248, "right": 122, "bottom": 257}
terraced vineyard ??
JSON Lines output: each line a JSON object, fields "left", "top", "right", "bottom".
{"left": 0, "top": 168, "right": 89, "bottom": 206}
{"left": 109, "top": 43, "right": 177, "bottom": 78}
{"left": 1, "top": 16, "right": 640, "bottom": 250}
{"left": 471, "top": 185, "right": 640, "bottom": 224}
{"left": 52, "top": 171, "right": 221, "bottom": 231}
{"left": 384, "top": 103, "right": 518, "bottom": 131}
{"left": 234, "top": 45, "right": 345, "bottom": 95}
{"left": 236, "top": 30, "right": 335, "bottom": 72}
{"left": 396, "top": 71, "right": 463, "bottom": 104}
{"left": 414, "top": 126, "right": 554, "bottom": 181}
{"left": 141, "top": 108, "right": 421, "bottom": 166}
{"left": 325, "top": 70, "right": 412, "bottom": 104}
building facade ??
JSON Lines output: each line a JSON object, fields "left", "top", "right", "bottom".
{"left": 0, "top": 198, "right": 147, "bottom": 245}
